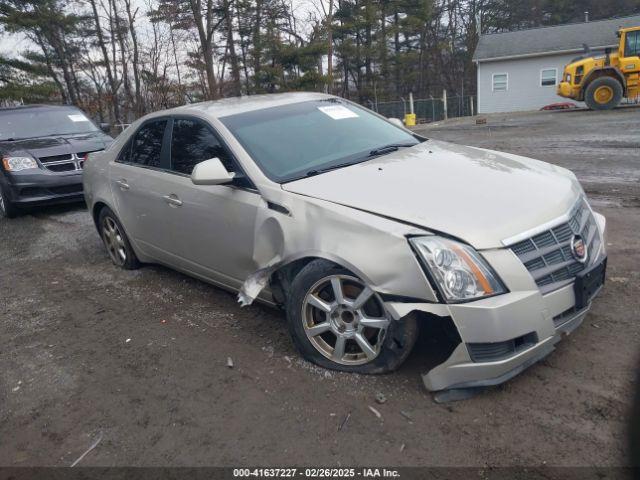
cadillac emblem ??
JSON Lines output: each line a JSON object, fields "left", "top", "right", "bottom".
{"left": 570, "top": 235, "right": 588, "bottom": 264}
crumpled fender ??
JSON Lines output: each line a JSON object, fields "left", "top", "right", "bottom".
{"left": 237, "top": 185, "right": 438, "bottom": 306}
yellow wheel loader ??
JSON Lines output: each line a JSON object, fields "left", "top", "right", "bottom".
{"left": 558, "top": 26, "right": 640, "bottom": 110}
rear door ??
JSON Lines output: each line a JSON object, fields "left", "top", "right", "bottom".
{"left": 151, "top": 116, "right": 261, "bottom": 287}
{"left": 109, "top": 118, "right": 173, "bottom": 260}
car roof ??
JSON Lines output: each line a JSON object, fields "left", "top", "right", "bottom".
{"left": 147, "top": 91, "right": 334, "bottom": 120}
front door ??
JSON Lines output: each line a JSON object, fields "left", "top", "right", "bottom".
{"left": 151, "top": 117, "right": 261, "bottom": 288}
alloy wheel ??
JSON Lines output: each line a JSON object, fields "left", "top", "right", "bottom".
{"left": 302, "top": 274, "right": 391, "bottom": 366}
{"left": 101, "top": 216, "right": 127, "bottom": 266}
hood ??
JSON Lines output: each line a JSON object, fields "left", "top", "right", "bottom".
{"left": 0, "top": 132, "right": 113, "bottom": 160}
{"left": 282, "top": 140, "right": 583, "bottom": 249}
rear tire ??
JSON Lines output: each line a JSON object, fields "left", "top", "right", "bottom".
{"left": 285, "top": 259, "right": 419, "bottom": 374}
{"left": 585, "top": 76, "right": 623, "bottom": 110}
{"left": 98, "top": 206, "right": 140, "bottom": 270}
{"left": 0, "top": 183, "right": 19, "bottom": 218}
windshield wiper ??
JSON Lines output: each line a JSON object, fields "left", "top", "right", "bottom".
{"left": 303, "top": 143, "right": 418, "bottom": 178}
{"left": 305, "top": 160, "right": 364, "bottom": 177}
{"left": 368, "top": 143, "right": 416, "bottom": 157}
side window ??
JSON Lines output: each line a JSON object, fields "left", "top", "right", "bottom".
{"left": 625, "top": 31, "right": 640, "bottom": 57}
{"left": 117, "top": 140, "right": 131, "bottom": 163}
{"left": 540, "top": 68, "right": 557, "bottom": 87}
{"left": 129, "top": 120, "right": 167, "bottom": 168}
{"left": 170, "top": 118, "right": 234, "bottom": 175}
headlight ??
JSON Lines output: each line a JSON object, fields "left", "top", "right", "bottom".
{"left": 409, "top": 236, "right": 507, "bottom": 302}
{"left": 2, "top": 156, "right": 38, "bottom": 172}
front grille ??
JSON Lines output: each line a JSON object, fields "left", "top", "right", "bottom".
{"left": 509, "top": 198, "right": 602, "bottom": 293}
{"left": 37, "top": 151, "right": 101, "bottom": 173}
{"left": 468, "top": 332, "right": 538, "bottom": 362}
{"left": 39, "top": 154, "right": 72, "bottom": 163}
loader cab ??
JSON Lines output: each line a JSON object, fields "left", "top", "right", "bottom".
{"left": 620, "top": 27, "right": 640, "bottom": 59}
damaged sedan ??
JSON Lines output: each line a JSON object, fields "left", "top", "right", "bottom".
{"left": 83, "top": 92, "right": 607, "bottom": 395}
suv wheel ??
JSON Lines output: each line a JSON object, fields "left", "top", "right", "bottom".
{"left": 285, "top": 259, "right": 419, "bottom": 374}
{"left": 0, "top": 184, "right": 18, "bottom": 218}
{"left": 98, "top": 207, "right": 140, "bottom": 269}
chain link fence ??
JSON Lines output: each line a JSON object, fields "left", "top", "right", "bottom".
{"left": 370, "top": 95, "right": 477, "bottom": 123}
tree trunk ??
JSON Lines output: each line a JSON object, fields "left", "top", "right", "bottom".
{"left": 253, "top": 0, "right": 262, "bottom": 93}
{"left": 189, "top": 0, "right": 218, "bottom": 100}
{"left": 326, "top": 0, "right": 334, "bottom": 94}
{"left": 89, "top": 0, "right": 120, "bottom": 122}
{"left": 33, "top": 33, "right": 68, "bottom": 104}
{"left": 223, "top": 0, "right": 242, "bottom": 96}
{"left": 124, "top": 0, "right": 143, "bottom": 116}
{"left": 111, "top": 0, "right": 134, "bottom": 119}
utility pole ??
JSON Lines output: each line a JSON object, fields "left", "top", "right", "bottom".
{"left": 443, "top": 89, "right": 448, "bottom": 120}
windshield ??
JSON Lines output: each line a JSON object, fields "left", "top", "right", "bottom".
{"left": 0, "top": 107, "right": 100, "bottom": 141}
{"left": 220, "top": 99, "right": 420, "bottom": 182}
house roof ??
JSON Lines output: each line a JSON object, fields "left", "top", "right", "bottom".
{"left": 473, "top": 14, "right": 640, "bottom": 62}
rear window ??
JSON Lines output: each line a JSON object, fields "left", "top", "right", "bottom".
{"left": 0, "top": 107, "right": 100, "bottom": 141}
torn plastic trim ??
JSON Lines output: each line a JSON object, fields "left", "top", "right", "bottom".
{"left": 238, "top": 262, "right": 280, "bottom": 307}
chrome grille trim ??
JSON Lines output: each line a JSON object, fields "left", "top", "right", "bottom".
{"left": 37, "top": 151, "right": 101, "bottom": 173}
{"left": 508, "top": 197, "right": 602, "bottom": 294}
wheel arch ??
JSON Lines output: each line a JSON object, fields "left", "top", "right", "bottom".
{"left": 91, "top": 200, "right": 112, "bottom": 232}
{"left": 268, "top": 254, "right": 368, "bottom": 307}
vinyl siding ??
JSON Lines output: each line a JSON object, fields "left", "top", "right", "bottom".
{"left": 477, "top": 53, "right": 586, "bottom": 113}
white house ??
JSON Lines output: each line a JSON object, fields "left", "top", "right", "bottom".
{"left": 473, "top": 14, "right": 640, "bottom": 113}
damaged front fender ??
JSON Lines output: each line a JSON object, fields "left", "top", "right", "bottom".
{"left": 236, "top": 185, "right": 439, "bottom": 307}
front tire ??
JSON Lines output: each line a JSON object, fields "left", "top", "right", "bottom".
{"left": 98, "top": 207, "right": 140, "bottom": 270}
{"left": 0, "top": 183, "right": 19, "bottom": 218}
{"left": 585, "top": 76, "right": 623, "bottom": 110}
{"left": 285, "top": 260, "right": 418, "bottom": 374}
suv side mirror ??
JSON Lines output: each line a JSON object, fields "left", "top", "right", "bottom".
{"left": 191, "top": 157, "right": 235, "bottom": 185}
{"left": 388, "top": 117, "right": 405, "bottom": 128}
{"left": 99, "top": 123, "right": 111, "bottom": 134}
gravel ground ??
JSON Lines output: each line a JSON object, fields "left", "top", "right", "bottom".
{"left": 1, "top": 107, "right": 639, "bottom": 467}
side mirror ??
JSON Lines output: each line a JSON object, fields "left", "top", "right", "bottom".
{"left": 99, "top": 123, "right": 111, "bottom": 133}
{"left": 191, "top": 157, "right": 235, "bottom": 185}
{"left": 388, "top": 117, "right": 405, "bottom": 128}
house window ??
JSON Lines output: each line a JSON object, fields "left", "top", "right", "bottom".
{"left": 492, "top": 73, "right": 508, "bottom": 92}
{"left": 540, "top": 68, "right": 557, "bottom": 87}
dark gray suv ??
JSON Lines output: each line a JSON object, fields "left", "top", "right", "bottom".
{"left": 0, "top": 104, "right": 113, "bottom": 217}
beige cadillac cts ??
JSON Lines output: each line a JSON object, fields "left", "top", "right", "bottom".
{"left": 83, "top": 92, "right": 607, "bottom": 396}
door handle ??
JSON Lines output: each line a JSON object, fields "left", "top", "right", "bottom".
{"left": 116, "top": 179, "right": 130, "bottom": 191}
{"left": 163, "top": 194, "right": 183, "bottom": 207}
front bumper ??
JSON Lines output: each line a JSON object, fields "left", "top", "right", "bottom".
{"left": 557, "top": 81, "right": 580, "bottom": 100}
{"left": 384, "top": 213, "right": 606, "bottom": 394}
{"left": 2, "top": 168, "right": 84, "bottom": 206}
